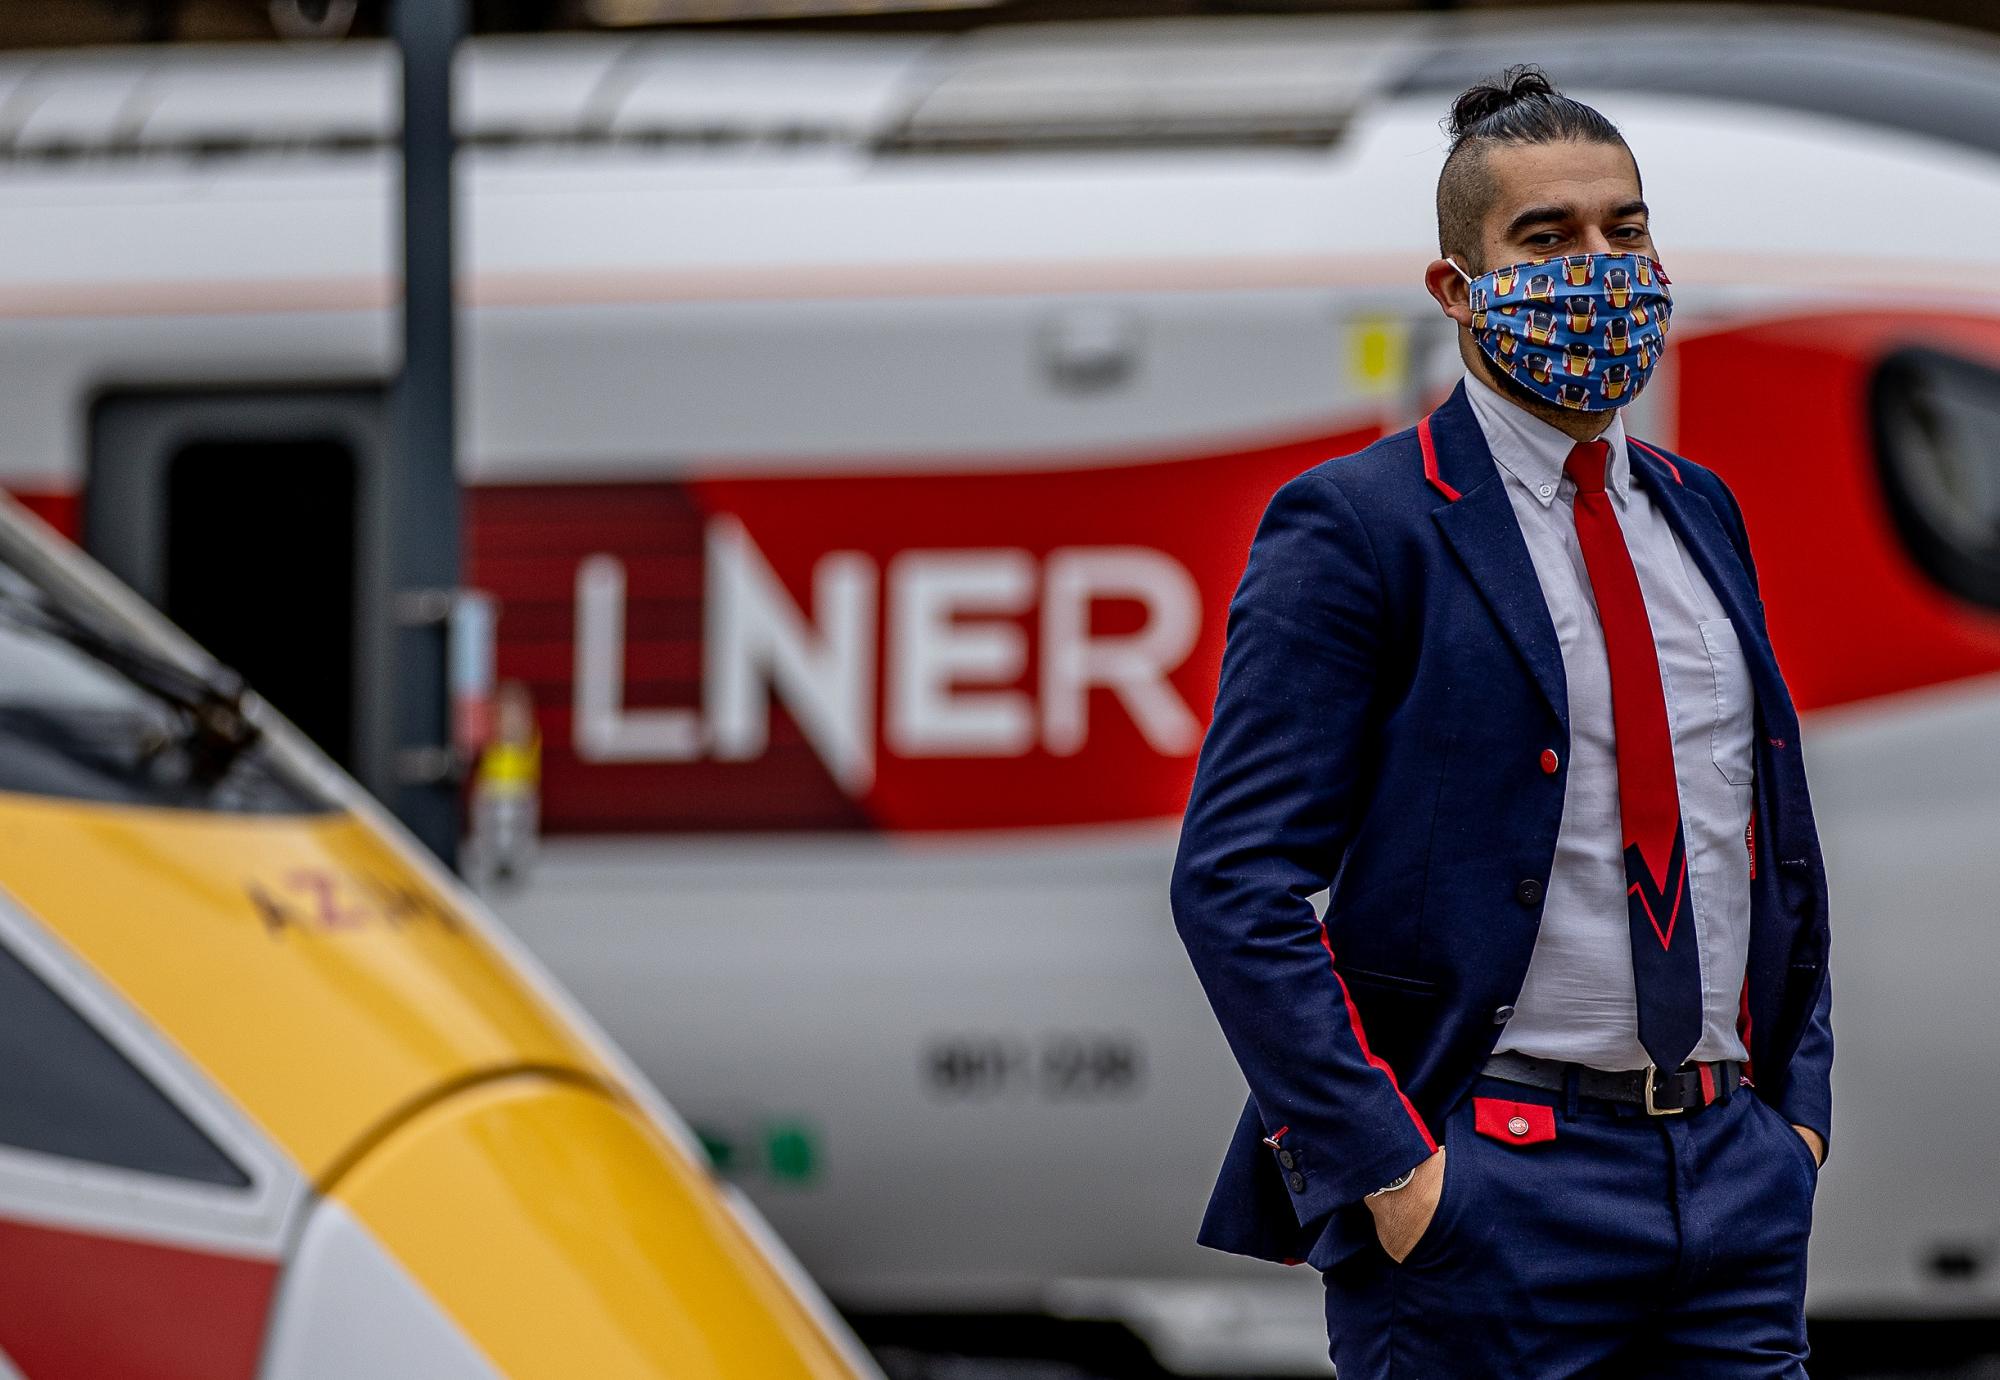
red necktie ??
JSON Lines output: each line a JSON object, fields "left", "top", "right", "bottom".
{"left": 1564, "top": 439, "right": 1702, "bottom": 1072}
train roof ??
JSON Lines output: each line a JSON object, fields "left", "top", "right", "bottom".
{"left": 1, "top": 6, "right": 1999, "bottom": 165}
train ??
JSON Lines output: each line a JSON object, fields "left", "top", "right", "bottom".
{"left": 0, "top": 489, "right": 878, "bottom": 1375}
{"left": 4, "top": 6, "right": 2000, "bottom": 1371}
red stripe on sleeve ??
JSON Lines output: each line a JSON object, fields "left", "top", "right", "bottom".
{"left": 1737, "top": 978, "right": 1757, "bottom": 1085}
{"left": 1320, "top": 926, "right": 1438, "bottom": 1153}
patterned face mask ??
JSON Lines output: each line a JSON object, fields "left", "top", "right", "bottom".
{"left": 1452, "top": 251, "right": 1673, "bottom": 412}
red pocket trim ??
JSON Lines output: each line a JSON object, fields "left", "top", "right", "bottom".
{"left": 1472, "top": 1097, "right": 1556, "bottom": 1146}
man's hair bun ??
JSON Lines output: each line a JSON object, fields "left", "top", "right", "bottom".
{"left": 1448, "top": 66, "right": 1561, "bottom": 143}
{"left": 1433, "top": 67, "right": 1629, "bottom": 266}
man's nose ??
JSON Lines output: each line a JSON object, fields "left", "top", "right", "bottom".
{"left": 1577, "top": 228, "right": 1615, "bottom": 255}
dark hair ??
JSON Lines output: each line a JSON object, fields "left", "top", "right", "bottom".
{"left": 1437, "top": 66, "right": 1633, "bottom": 268}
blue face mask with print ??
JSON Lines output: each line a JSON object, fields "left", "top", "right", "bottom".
{"left": 1451, "top": 251, "right": 1673, "bottom": 412}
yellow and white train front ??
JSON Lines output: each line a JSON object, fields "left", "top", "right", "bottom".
{"left": 0, "top": 495, "right": 875, "bottom": 1379}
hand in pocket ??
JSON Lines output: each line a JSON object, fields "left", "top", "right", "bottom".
{"left": 1368, "top": 1146, "right": 1447, "bottom": 1263}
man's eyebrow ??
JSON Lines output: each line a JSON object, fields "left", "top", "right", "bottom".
{"left": 1504, "top": 204, "right": 1574, "bottom": 236}
{"left": 1504, "top": 199, "right": 1652, "bottom": 237}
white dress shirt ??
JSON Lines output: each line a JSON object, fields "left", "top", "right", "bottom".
{"left": 1464, "top": 370, "right": 1755, "bottom": 1070}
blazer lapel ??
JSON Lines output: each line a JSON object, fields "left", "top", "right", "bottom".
{"left": 1427, "top": 383, "right": 1569, "bottom": 727}
{"left": 1628, "top": 446, "right": 1793, "bottom": 728}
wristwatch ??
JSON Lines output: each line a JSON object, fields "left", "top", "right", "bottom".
{"left": 1365, "top": 1166, "right": 1419, "bottom": 1198}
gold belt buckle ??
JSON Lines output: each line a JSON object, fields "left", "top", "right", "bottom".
{"left": 1641, "top": 1063, "right": 1686, "bottom": 1116}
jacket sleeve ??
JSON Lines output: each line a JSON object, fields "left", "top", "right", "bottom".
{"left": 1708, "top": 469, "right": 1834, "bottom": 1162}
{"left": 1776, "top": 973, "right": 1833, "bottom": 1160}
{"left": 1169, "top": 467, "right": 1438, "bottom": 1228}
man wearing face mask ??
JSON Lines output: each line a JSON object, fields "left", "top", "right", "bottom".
{"left": 1169, "top": 67, "right": 1831, "bottom": 1377}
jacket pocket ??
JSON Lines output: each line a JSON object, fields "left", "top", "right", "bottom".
{"left": 1337, "top": 966, "right": 1438, "bottom": 997}
{"left": 1332, "top": 967, "right": 1438, "bottom": 1081}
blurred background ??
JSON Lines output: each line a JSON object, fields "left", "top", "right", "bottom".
{"left": 3, "top": 0, "right": 2000, "bottom": 1376}
{"left": 13, "top": 0, "right": 2000, "bottom": 41}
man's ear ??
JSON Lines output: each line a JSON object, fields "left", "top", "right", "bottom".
{"left": 1424, "top": 257, "right": 1474, "bottom": 327}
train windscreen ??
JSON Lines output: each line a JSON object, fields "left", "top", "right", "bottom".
{"left": 0, "top": 541, "right": 331, "bottom": 814}
{"left": 1873, "top": 346, "right": 2000, "bottom": 611}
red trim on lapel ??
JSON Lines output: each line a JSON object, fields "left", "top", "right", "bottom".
{"left": 1418, "top": 415, "right": 1461, "bottom": 502}
{"left": 1629, "top": 437, "right": 1683, "bottom": 484}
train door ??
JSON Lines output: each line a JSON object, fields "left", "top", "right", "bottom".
{"left": 83, "top": 387, "right": 392, "bottom": 794}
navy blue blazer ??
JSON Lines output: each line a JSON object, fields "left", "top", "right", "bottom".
{"left": 1168, "top": 380, "right": 1832, "bottom": 1272}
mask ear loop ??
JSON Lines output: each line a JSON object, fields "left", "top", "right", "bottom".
{"left": 1446, "top": 258, "right": 1479, "bottom": 323}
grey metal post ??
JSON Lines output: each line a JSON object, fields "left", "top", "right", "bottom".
{"left": 388, "top": 0, "right": 468, "bottom": 865}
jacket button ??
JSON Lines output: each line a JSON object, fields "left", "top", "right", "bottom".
{"left": 1540, "top": 748, "right": 1560, "bottom": 775}
{"left": 1507, "top": 1115, "right": 1531, "bottom": 1137}
{"left": 1492, "top": 1004, "right": 1515, "bottom": 1024}
{"left": 1278, "top": 1150, "right": 1296, "bottom": 1169}
{"left": 1515, "top": 878, "right": 1544, "bottom": 906}
{"left": 1287, "top": 1172, "right": 1306, "bottom": 1193}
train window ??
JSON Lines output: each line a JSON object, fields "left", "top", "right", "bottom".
{"left": 1872, "top": 347, "right": 2000, "bottom": 608}
{"left": 0, "top": 546, "right": 330, "bottom": 813}
{"left": 0, "top": 939, "right": 248, "bottom": 1187}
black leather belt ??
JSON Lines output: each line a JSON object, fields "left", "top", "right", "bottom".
{"left": 1481, "top": 1050, "right": 1744, "bottom": 1115}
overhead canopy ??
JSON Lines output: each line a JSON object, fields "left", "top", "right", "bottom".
{"left": 2, "top": 8, "right": 2000, "bottom": 163}
{"left": 875, "top": 17, "right": 1417, "bottom": 153}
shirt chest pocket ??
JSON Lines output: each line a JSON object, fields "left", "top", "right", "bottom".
{"left": 1699, "top": 617, "right": 1756, "bottom": 786}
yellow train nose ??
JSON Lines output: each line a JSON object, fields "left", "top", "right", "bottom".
{"left": 327, "top": 1073, "right": 871, "bottom": 1380}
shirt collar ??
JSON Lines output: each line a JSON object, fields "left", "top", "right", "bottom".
{"left": 1461, "top": 368, "right": 1629, "bottom": 507}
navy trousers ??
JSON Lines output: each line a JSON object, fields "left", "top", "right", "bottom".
{"left": 1321, "top": 1072, "right": 1818, "bottom": 1378}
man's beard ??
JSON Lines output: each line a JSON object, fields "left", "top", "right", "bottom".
{"left": 1473, "top": 343, "right": 1641, "bottom": 422}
